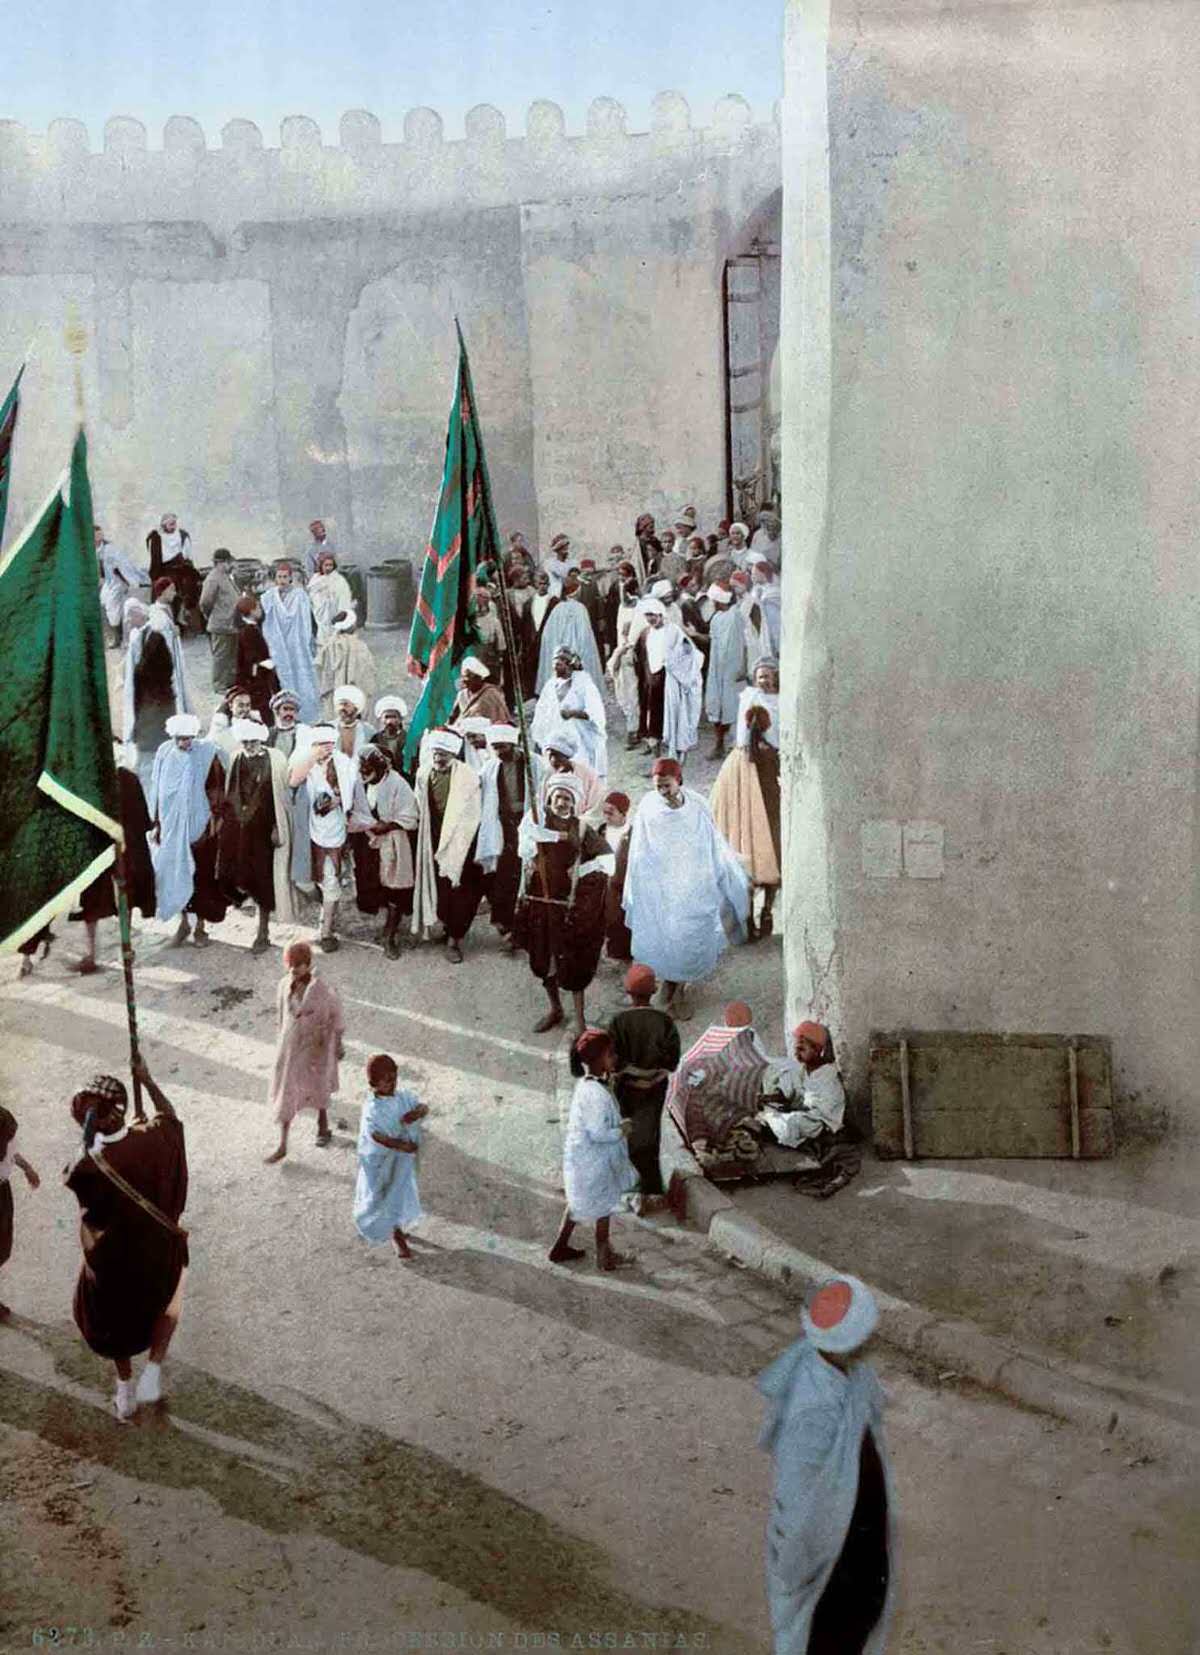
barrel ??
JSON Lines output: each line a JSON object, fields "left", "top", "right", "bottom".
{"left": 366, "top": 561, "right": 414, "bottom": 630}
{"left": 341, "top": 561, "right": 368, "bottom": 626}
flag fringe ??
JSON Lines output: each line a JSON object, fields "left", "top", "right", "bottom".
{"left": 38, "top": 768, "right": 124, "bottom": 845}
{"left": 0, "top": 843, "right": 115, "bottom": 957}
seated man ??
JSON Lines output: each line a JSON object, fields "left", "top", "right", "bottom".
{"left": 757, "top": 1020, "right": 846, "bottom": 1147}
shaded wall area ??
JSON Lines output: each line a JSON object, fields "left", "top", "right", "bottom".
{"left": 781, "top": 0, "right": 1200, "bottom": 1133}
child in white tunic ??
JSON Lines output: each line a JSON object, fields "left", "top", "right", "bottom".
{"left": 549, "top": 1030, "right": 638, "bottom": 1272}
{"left": 353, "top": 1054, "right": 428, "bottom": 1260}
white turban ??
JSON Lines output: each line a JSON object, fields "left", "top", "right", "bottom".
{"left": 333, "top": 685, "right": 366, "bottom": 712}
{"left": 166, "top": 714, "right": 200, "bottom": 739}
{"left": 707, "top": 584, "right": 734, "bottom": 606}
{"left": 374, "top": 696, "right": 408, "bottom": 720}
{"left": 729, "top": 522, "right": 750, "bottom": 539}
{"left": 458, "top": 716, "right": 490, "bottom": 737}
{"left": 233, "top": 718, "right": 266, "bottom": 742}
{"left": 638, "top": 597, "right": 666, "bottom": 618}
{"left": 333, "top": 605, "right": 357, "bottom": 633}
{"left": 460, "top": 656, "right": 490, "bottom": 680}
{"left": 489, "top": 724, "right": 518, "bottom": 744}
{"left": 651, "top": 580, "right": 674, "bottom": 599}
{"left": 308, "top": 724, "right": 337, "bottom": 744}
{"left": 544, "top": 772, "right": 584, "bottom": 808}
{"left": 429, "top": 730, "right": 462, "bottom": 755}
{"left": 747, "top": 552, "right": 772, "bottom": 569}
{"left": 544, "top": 731, "right": 578, "bottom": 759}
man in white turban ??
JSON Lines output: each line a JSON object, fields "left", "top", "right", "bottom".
{"left": 216, "top": 719, "right": 293, "bottom": 952}
{"left": 148, "top": 714, "right": 227, "bottom": 947}
{"left": 703, "top": 583, "right": 747, "bottom": 759}
{"left": 635, "top": 599, "right": 703, "bottom": 766}
{"left": 758, "top": 1276, "right": 893, "bottom": 1654}
{"left": 371, "top": 696, "right": 409, "bottom": 775}
{"left": 411, "top": 730, "right": 486, "bottom": 962}
{"left": 531, "top": 646, "right": 608, "bottom": 779}
{"left": 452, "top": 658, "right": 510, "bottom": 727}
{"left": 456, "top": 715, "right": 493, "bottom": 774}
{"left": 318, "top": 604, "right": 377, "bottom": 719}
{"left": 288, "top": 723, "right": 369, "bottom": 952}
{"left": 332, "top": 683, "right": 375, "bottom": 761}
{"left": 534, "top": 574, "right": 605, "bottom": 695}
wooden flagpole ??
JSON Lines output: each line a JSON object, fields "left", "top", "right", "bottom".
{"left": 66, "top": 308, "right": 145, "bottom": 1122}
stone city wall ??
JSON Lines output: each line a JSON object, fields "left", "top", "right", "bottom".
{"left": 0, "top": 97, "right": 780, "bottom": 568}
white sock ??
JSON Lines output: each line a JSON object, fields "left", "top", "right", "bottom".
{"left": 114, "top": 1377, "right": 137, "bottom": 1419}
{"left": 135, "top": 1361, "right": 162, "bottom": 1403}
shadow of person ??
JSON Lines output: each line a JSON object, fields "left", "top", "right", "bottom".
{"left": 5, "top": 1319, "right": 756, "bottom": 1651}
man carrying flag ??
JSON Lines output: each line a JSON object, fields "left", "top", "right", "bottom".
{"left": 0, "top": 429, "right": 123, "bottom": 958}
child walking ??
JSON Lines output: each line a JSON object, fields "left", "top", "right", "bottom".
{"left": 353, "top": 1054, "right": 429, "bottom": 1261}
{"left": 0, "top": 1105, "right": 42, "bottom": 1319}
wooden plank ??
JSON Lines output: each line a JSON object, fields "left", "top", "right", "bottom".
{"left": 874, "top": 1105, "right": 1114, "bottom": 1161}
{"left": 899, "top": 1038, "right": 915, "bottom": 1160}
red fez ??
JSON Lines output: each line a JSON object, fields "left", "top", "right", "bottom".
{"left": 235, "top": 593, "right": 258, "bottom": 616}
{"left": 151, "top": 576, "right": 174, "bottom": 600}
{"left": 604, "top": 790, "right": 630, "bottom": 814}
{"left": 574, "top": 1027, "right": 612, "bottom": 1070}
{"left": 794, "top": 1020, "right": 829, "bottom": 1048}
{"left": 723, "top": 1001, "right": 753, "bottom": 1027}
{"left": 580, "top": 558, "right": 596, "bottom": 569}
{"left": 651, "top": 757, "right": 682, "bottom": 781}
{"left": 624, "top": 963, "right": 657, "bottom": 997}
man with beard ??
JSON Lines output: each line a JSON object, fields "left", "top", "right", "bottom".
{"left": 261, "top": 561, "right": 320, "bottom": 723}
{"left": 633, "top": 513, "right": 662, "bottom": 582}
{"left": 483, "top": 724, "right": 527, "bottom": 951}
{"left": 452, "top": 657, "right": 510, "bottom": 727}
{"left": 515, "top": 774, "right": 613, "bottom": 1037}
{"left": 371, "top": 696, "right": 409, "bottom": 774}
{"left": 146, "top": 513, "right": 202, "bottom": 630}
{"left": 532, "top": 646, "right": 608, "bottom": 779}
{"left": 354, "top": 747, "right": 420, "bottom": 959}
{"left": 289, "top": 724, "right": 365, "bottom": 954}
{"left": 410, "top": 730, "right": 484, "bottom": 964}
{"left": 332, "top": 684, "right": 375, "bottom": 761}
{"left": 267, "top": 690, "right": 303, "bottom": 762}
{"left": 635, "top": 597, "right": 703, "bottom": 767}
{"left": 543, "top": 532, "right": 578, "bottom": 597}
{"left": 218, "top": 720, "right": 286, "bottom": 954}
{"left": 148, "top": 713, "right": 228, "bottom": 949}
{"left": 622, "top": 758, "right": 750, "bottom": 1021}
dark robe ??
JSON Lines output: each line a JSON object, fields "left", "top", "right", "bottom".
{"left": 751, "top": 729, "right": 783, "bottom": 868}
{"left": 428, "top": 767, "right": 485, "bottom": 942}
{"left": 146, "top": 529, "right": 202, "bottom": 627}
{"left": 132, "top": 628, "right": 177, "bottom": 756}
{"left": 603, "top": 829, "right": 633, "bottom": 961}
{"left": 520, "top": 596, "right": 558, "bottom": 699}
{"left": 65, "top": 1113, "right": 189, "bottom": 1361}
{"left": 608, "top": 1005, "right": 681, "bottom": 1196}
{"left": 577, "top": 577, "right": 607, "bottom": 657}
{"left": 0, "top": 1108, "right": 15, "bottom": 1266}
{"left": 636, "top": 634, "right": 666, "bottom": 743}
{"left": 489, "top": 758, "right": 527, "bottom": 932}
{"left": 217, "top": 750, "right": 277, "bottom": 909}
{"left": 808, "top": 1430, "right": 891, "bottom": 1655}
{"left": 371, "top": 728, "right": 411, "bottom": 790}
{"left": 236, "top": 623, "right": 279, "bottom": 725}
{"left": 516, "top": 823, "right": 608, "bottom": 992}
{"left": 176, "top": 756, "right": 229, "bottom": 924}
{"left": 79, "top": 767, "right": 156, "bottom": 923}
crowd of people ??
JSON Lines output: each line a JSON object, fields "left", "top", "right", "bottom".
{"left": 8, "top": 497, "right": 891, "bottom": 1651}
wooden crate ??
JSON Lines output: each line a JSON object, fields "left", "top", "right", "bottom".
{"left": 869, "top": 1031, "right": 1115, "bottom": 1160}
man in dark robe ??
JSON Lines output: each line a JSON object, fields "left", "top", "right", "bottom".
{"left": 70, "top": 751, "right": 157, "bottom": 975}
{"left": 234, "top": 594, "right": 279, "bottom": 724}
{"left": 146, "top": 513, "right": 202, "bottom": 631}
{"left": 520, "top": 569, "right": 558, "bottom": 700}
{"left": 370, "top": 695, "right": 409, "bottom": 775}
{"left": 64, "top": 1064, "right": 188, "bottom": 1421}
{"left": 576, "top": 560, "right": 608, "bottom": 656}
{"left": 634, "top": 513, "right": 662, "bottom": 580}
{"left": 486, "top": 725, "right": 527, "bottom": 949}
{"left": 607, "top": 963, "right": 681, "bottom": 1201}
{"left": 218, "top": 723, "right": 280, "bottom": 953}
{"left": 515, "top": 774, "right": 612, "bottom": 1036}
{"left": 411, "top": 732, "right": 486, "bottom": 963}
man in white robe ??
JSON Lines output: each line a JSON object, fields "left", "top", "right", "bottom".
{"left": 261, "top": 562, "right": 321, "bottom": 723}
{"left": 532, "top": 649, "right": 608, "bottom": 779}
{"left": 622, "top": 757, "right": 750, "bottom": 1019}
{"left": 96, "top": 525, "right": 147, "bottom": 647}
{"left": 456, "top": 716, "right": 493, "bottom": 775}
{"left": 147, "top": 713, "right": 227, "bottom": 947}
{"left": 308, "top": 553, "right": 353, "bottom": 646}
{"left": 317, "top": 606, "right": 377, "bottom": 719}
{"left": 744, "top": 554, "right": 783, "bottom": 659}
{"left": 607, "top": 579, "right": 646, "bottom": 749}
{"left": 410, "top": 731, "right": 486, "bottom": 961}
{"left": 288, "top": 724, "right": 367, "bottom": 953}
{"left": 703, "top": 585, "right": 747, "bottom": 758}
{"left": 535, "top": 576, "right": 605, "bottom": 694}
{"left": 543, "top": 533, "right": 578, "bottom": 597}
{"left": 637, "top": 600, "right": 702, "bottom": 766}
{"left": 355, "top": 748, "right": 420, "bottom": 958}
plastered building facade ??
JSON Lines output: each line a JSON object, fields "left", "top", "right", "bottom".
{"left": 0, "top": 97, "right": 780, "bottom": 566}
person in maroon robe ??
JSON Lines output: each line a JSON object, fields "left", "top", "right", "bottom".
{"left": 70, "top": 755, "right": 157, "bottom": 974}
{"left": 64, "top": 1062, "right": 188, "bottom": 1421}
{"left": 234, "top": 593, "right": 279, "bottom": 724}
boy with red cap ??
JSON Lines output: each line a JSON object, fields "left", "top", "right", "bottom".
{"left": 607, "top": 964, "right": 681, "bottom": 1206}
{"left": 599, "top": 790, "right": 633, "bottom": 961}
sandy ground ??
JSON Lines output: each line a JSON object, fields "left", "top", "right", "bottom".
{"left": 0, "top": 623, "right": 1196, "bottom": 1652}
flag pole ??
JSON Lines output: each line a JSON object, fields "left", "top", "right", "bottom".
{"left": 65, "top": 309, "right": 145, "bottom": 1122}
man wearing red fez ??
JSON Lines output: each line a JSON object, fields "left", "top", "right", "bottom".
{"left": 620, "top": 757, "right": 750, "bottom": 1020}
{"left": 607, "top": 962, "right": 681, "bottom": 1207}
{"left": 758, "top": 1020, "right": 847, "bottom": 1149}
{"left": 599, "top": 790, "right": 633, "bottom": 960}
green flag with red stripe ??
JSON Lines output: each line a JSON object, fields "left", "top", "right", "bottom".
{"left": 0, "top": 363, "right": 23, "bottom": 548}
{"left": 403, "top": 323, "right": 498, "bottom": 769}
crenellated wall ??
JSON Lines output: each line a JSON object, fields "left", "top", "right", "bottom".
{"left": 0, "top": 96, "right": 781, "bottom": 566}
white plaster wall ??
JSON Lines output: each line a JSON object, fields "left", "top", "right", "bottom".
{"left": 781, "top": 0, "right": 1200, "bottom": 1132}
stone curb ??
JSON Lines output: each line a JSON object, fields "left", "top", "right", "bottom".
{"left": 659, "top": 1116, "right": 1200, "bottom": 1469}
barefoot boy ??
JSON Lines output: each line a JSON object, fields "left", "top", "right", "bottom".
{"left": 353, "top": 1054, "right": 429, "bottom": 1260}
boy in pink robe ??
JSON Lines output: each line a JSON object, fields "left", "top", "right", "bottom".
{"left": 265, "top": 941, "right": 346, "bottom": 1163}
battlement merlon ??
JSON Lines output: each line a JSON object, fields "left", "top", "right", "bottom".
{"left": 0, "top": 95, "right": 782, "bottom": 228}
